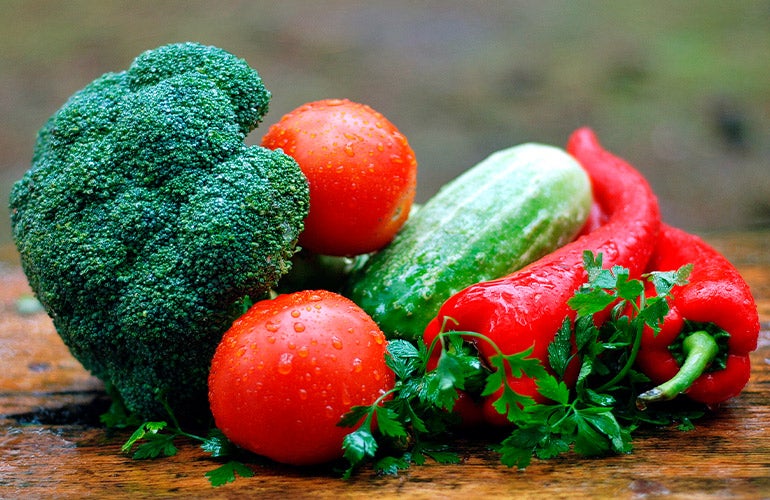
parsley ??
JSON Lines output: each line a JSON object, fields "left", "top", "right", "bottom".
{"left": 114, "top": 396, "right": 253, "bottom": 487}
{"left": 338, "top": 330, "right": 481, "bottom": 478}
{"left": 339, "top": 250, "right": 700, "bottom": 476}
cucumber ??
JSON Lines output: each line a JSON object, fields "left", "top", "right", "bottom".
{"left": 345, "top": 142, "right": 592, "bottom": 340}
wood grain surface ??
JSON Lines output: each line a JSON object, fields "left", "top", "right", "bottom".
{"left": 2, "top": 232, "right": 769, "bottom": 499}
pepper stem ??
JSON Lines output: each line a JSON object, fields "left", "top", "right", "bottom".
{"left": 636, "top": 330, "right": 719, "bottom": 410}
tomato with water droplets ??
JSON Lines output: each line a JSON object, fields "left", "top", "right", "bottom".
{"left": 261, "top": 98, "right": 418, "bottom": 256}
{"left": 208, "top": 289, "right": 394, "bottom": 466}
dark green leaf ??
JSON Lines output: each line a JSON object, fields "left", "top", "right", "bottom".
{"left": 593, "top": 268, "right": 619, "bottom": 290}
{"left": 386, "top": 339, "right": 421, "bottom": 379}
{"left": 548, "top": 317, "right": 573, "bottom": 379}
{"left": 568, "top": 288, "right": 616, "bottom": 316}
{"left": 582, "top": 388, "right": 616, "bottom": 407}
{"left": 201, "top": 429, "right": 236, "bottom": 458}
{"left": 615, "top": 273, "right": 644, "bottom": 302}
{"left": 578, "top": 408, "right": 630, "bottom": 453}
{"left": 422, "top": 448, "right": 461, "bottom": 465}
{"left": 374, "top": 406, "right": 406, "bottom": 438}
{"left": 338, "top": 405, "right": 372, "bottom": 428}
{"left": 536, "top": 374, "right": 570, "bottom": 406}
{"left": 574, "top": 315, "right": 599, "bottom": 352}
{"left": 534, "top": 433, "right": 571, "bottom": 460}
{"left": 342, "top": 425, "right": 378, "bottom": 471}
{"left": 647, "top": 264, "right": 692, "bottom": 295}
{"left": 637, "top": 296, "right": 670, "bottom": 330}
{"left": 572, "top": 412, "right": 610, "bottom": 456}
{"left": 205, "top": 461, "right": 254, "bottom": 487}
{"left": 498, "top": 425, "right": 549, "bottom": 469}
{"left": 582, "top": 250, "right": 604, "bottom": 282}
{"left": 425, "top": 350, "right": 465, "bottom": 409}
{"left": 121, "top": 421, "right": 168, "bottom": 454}
{"left": 132, "top": 433, "right": 178, "bottom": 459}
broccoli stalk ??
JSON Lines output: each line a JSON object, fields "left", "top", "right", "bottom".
{"left": 9, "top": 43, "right": 310, "bottom": 421}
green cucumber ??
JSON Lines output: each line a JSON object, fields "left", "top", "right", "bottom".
{"left": 346, "top": 142, "right": 592, "bottom": 340}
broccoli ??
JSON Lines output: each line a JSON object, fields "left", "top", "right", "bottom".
{"left": 9, "top": 42, "right": 310, "bottom": 421}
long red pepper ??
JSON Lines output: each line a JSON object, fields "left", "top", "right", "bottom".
{"left": 635, "top": 223, "right": 759, "bottom": 407}
{"left": 423, "top": 127, "right": 661, "bottom": 425}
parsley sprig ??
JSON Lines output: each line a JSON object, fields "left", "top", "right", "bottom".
{"left": 339, "top": 251, "right": 700, "bottom": 475}
{"left": 115, "top": 396, "right": 254, "bottom": 487}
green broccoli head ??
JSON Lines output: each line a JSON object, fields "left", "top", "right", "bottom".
{"left": 10, "top": 42, "right": 310, "bottom": 420}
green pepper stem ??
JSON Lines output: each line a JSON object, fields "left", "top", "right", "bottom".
{"left": 636, "top": 330, "right": 719, "bottom": 409}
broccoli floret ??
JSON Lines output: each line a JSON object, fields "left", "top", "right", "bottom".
{"left": 9, "top": 42, "right": 310, "bottom": 421}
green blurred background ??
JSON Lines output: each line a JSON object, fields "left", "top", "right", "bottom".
{"left": 2, "top": 0, "right": 769, "bottom": 260}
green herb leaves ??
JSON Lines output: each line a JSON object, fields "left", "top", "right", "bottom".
{"left": 493, "top": 251, "right": 693, "bottom": 467}
{"left": 338, "top": 337, "right": 466, "bottom": 478}
{"left": 114, "top": 399, "right": 253, "bottom": 487}
{"left": 340, "top": 250, "right": 698, "bottom": 476}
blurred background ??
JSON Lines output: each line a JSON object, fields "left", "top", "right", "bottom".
{"left": 2, "top": 0, "right": 769, "bottom": 261}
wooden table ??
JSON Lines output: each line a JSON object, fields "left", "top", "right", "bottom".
{"left": 2, "top": 232, "right": 769, "bottom": 499}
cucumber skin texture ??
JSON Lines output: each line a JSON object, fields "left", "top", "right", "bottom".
{"left": 345, "top": 143, "right": 592, "bottom": 341}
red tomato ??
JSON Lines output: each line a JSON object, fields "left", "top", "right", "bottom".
{"left": 208, "top": 290, "right": 394, "bottom": 466}
{"left": 261, "top": 98, "right": 417, "bottom": 256}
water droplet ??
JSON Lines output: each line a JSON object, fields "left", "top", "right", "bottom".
{"left": 236, "top": 347, "right": 247, "bottom": 357}
{"left": 294, "top": 322, "right": 305, "bottom": 333}
{"left": 297, "top": 345, "right": 309, "bottom": 358}
{"left": 266, "top": 335, "right": 276, "bottom": 344}
{"left": 277, "top": 352, "right": 293, "bottom": 375}
{"left": 298, "top": 389, "right": 308, "bottom": 400}
{"left": 324, "top": 405, "right": 336, "bottom": 418}
{"left": 290, "top": 309, "right": 301, "bottom": 318}
{"left": 287, "top": 341, "right": 296, "bottom": 350}
{"left": 309, "top": 294, "right": 322, "bottom": 302}
{"left": 352, "top": 358, "right": 362, "bottom": 373}
{"left": 344, "top": 144, "right": 355, "bottom": 157}
{"left": 341, "top": 388, "right": 352, "bottom": 406}
{"left": 331, "top": 336, "right": 343, "bottom": 350}
{"left": 373, "top": 369, "right": 381, "bottom": 381}
{"left": 265, "top": 320, "right": 279, "bottom": 332}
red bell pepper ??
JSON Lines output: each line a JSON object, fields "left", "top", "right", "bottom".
{"left": 423, "top": 127, "right": 661, "bottom": 425}
{"left": 636, "top": 223, "right": 760, "bottom": 407}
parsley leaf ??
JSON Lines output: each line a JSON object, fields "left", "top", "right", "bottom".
{"left": 118, "top": 396, "right": 252, "bottom": 487}
{"left": 548, "top": 317, "right": 573, "bottom": 379}
{"left": 205, "top": 461, "right": 255, "bottom": 487}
